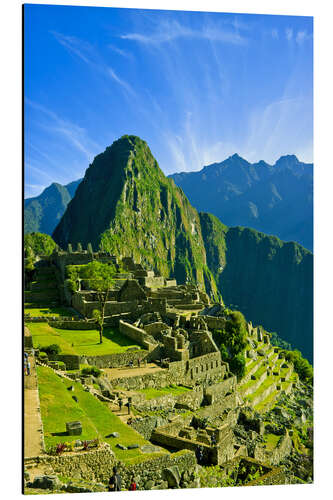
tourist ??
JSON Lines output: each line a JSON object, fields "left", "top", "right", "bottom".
{"left": 210, "top": 434, "right": 217, "bottom": 446}
{"left": 129, "top": 360, "right": 133, "bottom": 369}
{"left": 195, "top": 445, "right": 204, "bottom": 464}
{"left": 108, "top": 467, "right": 122, "bottom": 492}
{"left": 126, "top": 399, "right": 132, "bottom": 415}
{"left": 129, "top": 477, "right": 137, "bottom": 491}
{"left": 118, "top": 397, "right": 123, "bottom": 413}
{"left": 26, "top": 360, "right": 31, "bottom": 376}
{"left": 137, "top": 358, "right": 141, "bottom": 368}
{"left": 24, "top": 358, "right": 27, "bottom": 376}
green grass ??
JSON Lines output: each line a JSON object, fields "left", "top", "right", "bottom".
{"left": 245, "top": 376, "right": 276, "bottom": 403}
{"left": 137, "top": 385, "right": 191, "bottom": 400}
{"left": 37, "top": 366, "right": 166, "bottom": 463}
{"left": 24, "top": 305, "right": 79, "bottom": 317}
{"left": 27, "top": 322, "right": 142, "bottom": 356}
{"left": 263, "top": 433, "right": 281, "bottom": 451}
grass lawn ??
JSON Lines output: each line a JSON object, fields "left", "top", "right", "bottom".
{"left": 27, "top": 322, "right": 143, "bottom": 356}
{"left": 137, "top": 385, "right": 191, "bottom": 400}
{"left": 37, "top": 366, "right": 167, "bottom": 463}
{"left": 24, "top": 305, "right": 80, "bottom": 317}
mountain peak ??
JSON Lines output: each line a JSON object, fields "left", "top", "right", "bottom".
{"left": 275, "top": 154, "right": 300, "bottom": 166}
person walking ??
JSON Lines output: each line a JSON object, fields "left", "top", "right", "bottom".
{"left": 118, "top": 397, "right": 123, "bottom": 413}
{"left": 128, "top": 477, "right": 137, "bottom": 491}
{"left": 26, "top": 359, "right": 31, "bottom": 376}
{"left": 108, "top": 467, "right": 122, "bottom": 492}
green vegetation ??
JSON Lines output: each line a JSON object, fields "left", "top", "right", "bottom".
{"left": 263, "top": 433, "right": 281, "bottom": 451}
{"left": 67, "top": 261, "right": 117, "bottom": 343}
{"left": 137, "top": 385, "right": 191, "bottom": 400}
{"left": 24, "top": 305, "right": 79, "bottom": 317}
{"left": 37, "top": 365, "right": 160, "bottom": 462}
{"left": 24, "top": 232, "right": 58, "bottom": 257}
{"left": 213, "top": 310, "right": 247, "bottom": 379}
{"left": 81, "top": 365, "right": 102, "bottom": 378}
{"left": 27, "top": 322, "right": 141, "bottom": 356}
{"left": 282, "top": 349, "right": 313, "bottom": 384}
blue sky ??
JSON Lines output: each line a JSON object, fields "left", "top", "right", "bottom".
{"left": 24, "top": 4, "right": 313, "bottom": 198}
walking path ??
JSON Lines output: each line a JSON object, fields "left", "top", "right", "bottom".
{"left": 24, "top": 354, "right": 44, "bottom": 458}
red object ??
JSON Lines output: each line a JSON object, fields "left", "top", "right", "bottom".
{"left": 129, "top": 482, "right": 137, "bottom": 491}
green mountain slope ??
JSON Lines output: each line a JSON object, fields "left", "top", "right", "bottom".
{"left": 53, "top": 135, "right": 218, "bottom": 295}
{"left": 24, "top": 179, "right": 81, "bottom": 235}
{"left": 200, "top": 213, "right": 313, "bottom": 362}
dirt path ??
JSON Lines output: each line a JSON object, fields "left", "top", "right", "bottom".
{"left": 103, "top": 362, "right": 165, "bottom": 380}
{"left": 24, "top": 355, "right": 44, "bottom": 458}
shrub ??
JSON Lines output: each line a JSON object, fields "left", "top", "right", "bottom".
{"left": 43, "top": 344, "right": 61, "bottom": 356}
{"left": 39, "top": 352, "right": 48, "bottom": 360}
{"left": 81, "top": 366, "right": 102, "bottom": 378}
{"left": 57, "top": 361, "right": 66, "bottom": 370}
{"left": 229, "top": 352, "right": 246, "bottom": 380}
{"left": 283, "top": 349, "right": 313, "bottom": 384}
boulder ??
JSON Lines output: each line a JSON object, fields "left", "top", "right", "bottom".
{"left": 31, "top": 475, "right": 61, "bottom": 490}
{"left": 162, "top": 466, "right": 181, "bottom": 488}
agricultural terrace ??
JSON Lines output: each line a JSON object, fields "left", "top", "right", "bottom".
{"left": 27, "top": 322, "right": 141, "bottom": 356}
{"left": 37, "top": 366, "right": 167, "bottom": 463}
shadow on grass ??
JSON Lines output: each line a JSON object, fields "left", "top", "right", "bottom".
{"left": 51, "top": 431, "right": 68, "bottom": 437}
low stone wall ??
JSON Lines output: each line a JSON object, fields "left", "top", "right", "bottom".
{"left": 28, "top": 445, "right": 116, "bottom": 483}
{"left": 196, "top": 392, "right": 238, "bottom": 419}
{"left": 119, "top": 320, "right": 157, "bottom": 351}
{"left": 204, "top": 376, "right": 237, "bottom": 405}
{"left": 28, "top": 447, "right": 197, "bottom": 490}
{"left": 50, "top": 354, "right": 80, "bottom": 370}
{"left": 130, "top": 416, "right": 169, "bottom": 440}
{"left": 135, "top": 387, "right": 203, "bottom": 413}
{"left": 119, "top": 450, "right": 198, "bottom": 490}
{"left": 49, "top": 320, "right": 96, "bottom": 330}
{"left": 107, "top": 352, "right": 226, "bottom": 390}
{"left": 80, "top": 350, "right": 147, "bottom": 369}
{"left": 254, "top": 433, "right": 292, "bottom": 466}
{"left": 204, "top": 315, "right": 226, "bottom": 330}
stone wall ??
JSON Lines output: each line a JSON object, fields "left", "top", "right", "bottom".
{"left": 28, "top": 446, "right": 197, "bottom": 490}
{"left": 196, "top": 392, "right": 238, "bottom": 419}
{"left": 80, "top": 350, "right": 147, "bottom": 369}
{"left": 106, "top": 352, "right": 226, "bottom": 390}
{"left": 204, "top": 376, "right": 237, "bottom": 405}
{"left": 49, "top": 320, "right": 96, "bottom": 330}
{"left": 130, "top": 416, "right": 169, "bottom": 440}
{"left": 50, "top": 354, "right": 80, "bottom": 370}
{"left": 119, "top": 320, "right": 157, "bottom": 351}
{"left": 135, "top": 387, "right": 204, "bottom": 413}
{"left": 204, "top": 315, "right": 226, "bottom": 330}
{"left": 254, "top": 433, "right": 292, "bottom": 466}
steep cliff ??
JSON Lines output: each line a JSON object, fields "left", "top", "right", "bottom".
{"left": 200, "top": 214, "right": 313, "bottom": 362}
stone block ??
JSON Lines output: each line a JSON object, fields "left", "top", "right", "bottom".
{"left": 66, "top": 421, "right": 82, "bottom": 436}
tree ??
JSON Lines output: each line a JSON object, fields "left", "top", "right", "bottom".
{"left": 83, "top": 261, "right": 116, "bottom": 344}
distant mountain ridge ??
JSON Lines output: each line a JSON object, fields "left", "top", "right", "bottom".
{"left": 24, "top": 179, "right": 82, "bottom": 235}
{"left": 169, "top": 154, "right": 313, "bottom": 251}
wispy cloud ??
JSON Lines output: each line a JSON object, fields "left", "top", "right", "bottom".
{"left": 107, "top": 44, "right": 133, "bottom": 60}
{"left": 121, "top": 19, "right": 248, "bottom": 46}
{"left": 51, "top": 31, "right": 136, "bottom": 98}
{"left": 26, "top": 98, "right": 101, "bottom": 161}
{"left": 271, "top": 28, "right": 279, "bottom": 40}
